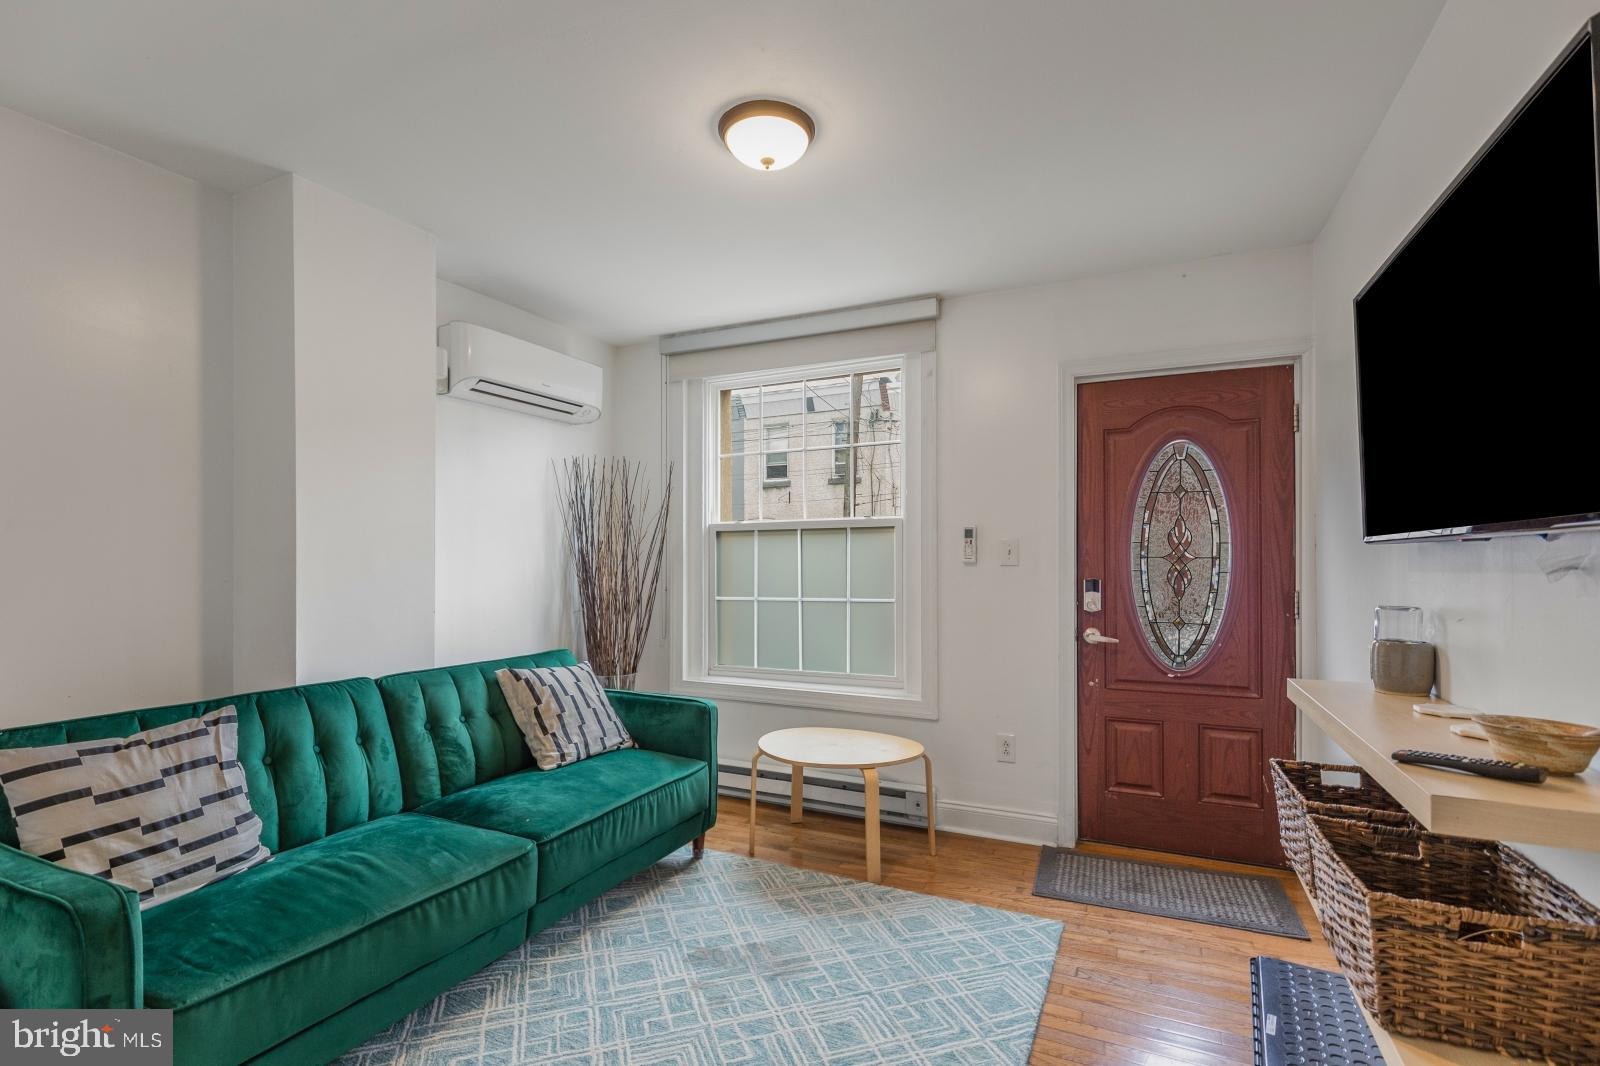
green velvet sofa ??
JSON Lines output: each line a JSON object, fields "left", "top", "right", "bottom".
{"left": 0, "top": 649, "right": 717, "bottom": 1065}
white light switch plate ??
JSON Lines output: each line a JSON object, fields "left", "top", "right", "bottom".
{"left": 1000, "top": 539, "right": 1019, "bottom": 566}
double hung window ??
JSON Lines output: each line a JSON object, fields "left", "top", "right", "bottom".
{"left": 713, "top": 366, "right": 904, "bottom": 678}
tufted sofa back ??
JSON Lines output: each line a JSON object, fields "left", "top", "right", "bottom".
{"left": 0, "top": 678, "right": 402, "bottom": 854}
{"left": 374, "top": 649, "right": 575, "bottom": 809}
{"left": 0, "top": 650, "right": 583, "bottom": 856}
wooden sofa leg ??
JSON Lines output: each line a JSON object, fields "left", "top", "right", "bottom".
{"left": 693, "top": 834, "right": 706, "bottom": 857}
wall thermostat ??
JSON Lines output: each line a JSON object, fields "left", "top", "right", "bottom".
{"left": 962, "top": 526, "right": 977, "bottom": 564}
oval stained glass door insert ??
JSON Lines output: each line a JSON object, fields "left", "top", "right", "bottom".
{"left": 1130, "top": 439, "right": 1231, "bottom": 670}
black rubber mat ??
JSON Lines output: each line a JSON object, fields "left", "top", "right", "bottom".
{"left": 1252, "top": 956, "right": 1387, "bottom": 1066}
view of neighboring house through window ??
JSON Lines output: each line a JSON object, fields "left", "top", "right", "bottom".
{"left": 764, "top": 422, "right": 790, "bottom": 482}
{"left": 712, "top": 365, "right": 904, "bottom": 678}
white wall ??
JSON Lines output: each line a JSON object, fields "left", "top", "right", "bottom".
{"left": 291, "top": 178, "right": 438, "bottom": 682}
{"left": 0, "top": 105, "right": 233, "bottom": 727}
{"left": 0, "top": 99, "right": 590, "bottom": 724}
{"left": 1310, "top": 0, "right": 1600, "bottom": 900}
{"left": 611, "top": 339, "right": 670, "bottom": 687}
{"left": 232, "top": 175, "right": 297, "bottom": 692}
{"left": 616, "top": 245, "right": 1312, "bottom": 841}
{"left": 231, "top": 176, "right": 439, "bottom": 686}
{"left": 433, "top": 280, "right": 614, "bottom": 666}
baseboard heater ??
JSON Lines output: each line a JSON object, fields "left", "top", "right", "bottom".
{"left": 718, "top": 761, "right": 930, "bottom": 827}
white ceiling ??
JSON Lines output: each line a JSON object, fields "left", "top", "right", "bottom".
{"left": 0, "top": 0, "right": 1442, "bottom": 343}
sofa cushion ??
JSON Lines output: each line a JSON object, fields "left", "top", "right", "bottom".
{"left": 497, "top": 663, "right": 635, "bottom": 769}
{"left": 419, "top": 748, "right": 707, "bottom": 901}
{"left": 0, "top": 707, "right": 270, "bottom": 908}
{"left": 141, "top": 813, "right": 536, "bottom": 1066}
{"left": 0, "top": 678, "right": 402, "bottom": 855}
{"left": 376, "top": 650, "right": 578, "bottom": 810}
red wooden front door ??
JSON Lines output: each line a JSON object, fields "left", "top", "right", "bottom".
{"left": 1076, "top": 366, "right": 1296, "bottom": 866}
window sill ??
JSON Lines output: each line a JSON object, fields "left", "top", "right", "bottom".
{"left": 672, "top": 675, "right": 937, "bottom": 720}
{"left": 762, "top": 478, "right": 791, "bottom": 488}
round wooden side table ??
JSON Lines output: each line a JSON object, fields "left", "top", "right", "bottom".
{"left": 748, "top": 727, "right": 935, "bottom": 882}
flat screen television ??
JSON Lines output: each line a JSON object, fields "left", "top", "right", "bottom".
{"left": 1355, "top": 19, "right": 1600, "bottom": 542}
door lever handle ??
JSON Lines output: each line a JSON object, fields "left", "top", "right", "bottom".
{"left": 1083, "top": 627, "right": 1120, "bottom": 645}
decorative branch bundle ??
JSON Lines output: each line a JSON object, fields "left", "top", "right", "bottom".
{"left": 555, "top": 457, "right": 673, "bottom": 683}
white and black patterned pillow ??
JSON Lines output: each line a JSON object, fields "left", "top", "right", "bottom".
{"left": 496, "top": 663, "right": 635, "bottom": 770}
{"left": 0, "top": 708, "right": 271, "bottom": 908}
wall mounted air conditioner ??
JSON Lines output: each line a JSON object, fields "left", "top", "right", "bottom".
{"left": 436, "top": 320, "right": 602, "bottom": 423}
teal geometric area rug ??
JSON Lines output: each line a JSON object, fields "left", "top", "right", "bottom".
{"left": 337, "top": 847, "right": 1063, "bottom": 1065}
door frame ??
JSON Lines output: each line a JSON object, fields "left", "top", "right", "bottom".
{"left": 1054, "top": 338, "right": 1315, "bottom": 848}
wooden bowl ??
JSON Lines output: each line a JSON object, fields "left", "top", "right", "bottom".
{"left": 1472, "top": 714, "right": 1600, "bottom": 775}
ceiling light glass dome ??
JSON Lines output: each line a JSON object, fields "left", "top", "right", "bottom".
{"left": 718, "top": 100, "right": 815, "bottom": 171}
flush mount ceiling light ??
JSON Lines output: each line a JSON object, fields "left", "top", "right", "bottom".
{"left": 718, "top": 99, "right": 815, "bottom": 171}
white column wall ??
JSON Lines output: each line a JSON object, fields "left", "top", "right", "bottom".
{"left": 0, "top": 105, "right": 234, "bottom": 726}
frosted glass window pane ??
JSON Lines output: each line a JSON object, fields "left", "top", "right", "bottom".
{"left": 717, "top": 601, "right": 754, "bottom": 667}
{"left": 716, "top": 531, "right": 754, "bottom": 597}
{"left": 757, "top": 601, "right": 799, "bottom": 670}
{"left": 802, "top": 602, "right": 847, "bottom": 673}
{"left": 850, "top": 603, "right": 895, "bottom": 676}
{"left": 850, "top": 527, "right": 896, "bottom": 599}
{"left": 756, "top": 530, "right": 798, "bottom": 597}
{"left": 801, "top": 529, "right": 847, "bottom": 597}
{"left": 718, "top": 454, "right": 761, "bottom": 522}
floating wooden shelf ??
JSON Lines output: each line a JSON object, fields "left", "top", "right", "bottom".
{"left": 1288, "top": 679, "right": 1600, "bottom": 851}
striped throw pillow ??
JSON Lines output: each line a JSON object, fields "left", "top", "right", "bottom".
{"left": 0, "top": 708, "right": 271, "bottom": 908}
{"left": 496, "top": 663, "right": 635, "bottom": 770}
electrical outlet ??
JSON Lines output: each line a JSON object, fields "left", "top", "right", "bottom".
{"left": 996, "top": 733, "right": 1016, "bottom": 763}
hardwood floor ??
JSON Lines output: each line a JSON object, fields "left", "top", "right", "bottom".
{"left": 707, "top": 802, "right": 1339, "bottom": 1065}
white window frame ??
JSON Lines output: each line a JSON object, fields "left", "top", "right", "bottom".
{"left": 669, "top": 351, "right": 938, "bottom": 719}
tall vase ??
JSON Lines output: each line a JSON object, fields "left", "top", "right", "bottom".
{"left": 597, "top": 673, "right": 638, "bottom": 691}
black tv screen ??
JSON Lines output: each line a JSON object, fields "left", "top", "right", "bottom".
{"left": 1355, "top": 25, "right": 1600, "bottom": 541}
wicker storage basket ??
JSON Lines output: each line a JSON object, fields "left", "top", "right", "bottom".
{"left": 1309, "top": 814, "right": 1600, "bottom": 1062}
{"left": 1269, "top": 759, "right": 1417, "bottom": 901}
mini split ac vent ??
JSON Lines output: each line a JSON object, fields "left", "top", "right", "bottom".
{"left": 467, "top": 380, "right": 588, "bottom": 418}
{"left": 437, "top": 321, "right": 602, "bottom": 424}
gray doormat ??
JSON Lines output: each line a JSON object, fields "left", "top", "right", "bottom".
{"left": 1034, "top": 846, "right": 1309, "bottom": 939}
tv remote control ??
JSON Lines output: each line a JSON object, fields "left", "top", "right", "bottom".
{"left": 1391, "top": 749, "right": 1548, "bottom": 783}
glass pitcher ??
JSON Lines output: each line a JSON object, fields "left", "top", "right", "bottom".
{"left": 1370, "top": 605, "right": 1435, "bottom": 696}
